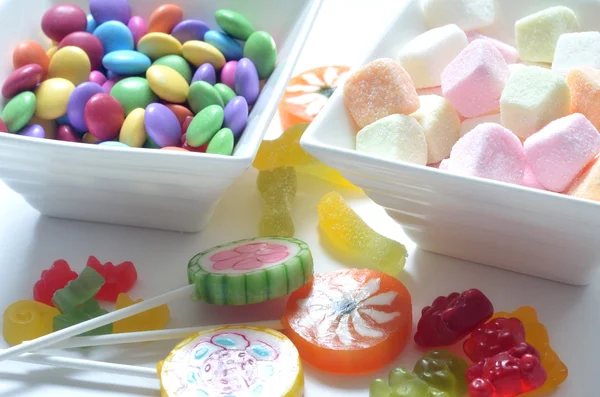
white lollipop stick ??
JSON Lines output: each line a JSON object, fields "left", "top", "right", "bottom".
{"left": 50, "top": 320, "right": 284, "bottom": 349}
{"left": 14, "top": 353, "right": 157, "bottom": 379}
{"left": 0, "top": 284, "right": 194, "bottom": 362}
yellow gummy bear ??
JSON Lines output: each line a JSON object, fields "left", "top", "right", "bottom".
{"left": 253, "top": 124, "right": 357, "bottom": 188}
{"left": 492, "top": 306, "right": 568, "bottom": 396}
{"left": 114, "top": 293, "right": 170, "bottom": 333}
{"left": 257, "top": 167, "right": 297, "bottom": 237}
{"left": 317, "top": 192, "right": 407, "bottom": 275}
{"left": 2, "top": 300, "right": 59, "bottom": 345}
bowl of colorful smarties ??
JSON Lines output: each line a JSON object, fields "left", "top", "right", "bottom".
{"left": 301, "top": 0, "right": 600, "bottom": 285}
{"left": 0, "top": 0, "right": 322, "bottom": 232}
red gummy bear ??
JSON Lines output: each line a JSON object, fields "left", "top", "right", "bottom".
{"left": 86, "top": 256, "right": 137, "bottom": 302}
{"left": 33, "top": 259, "right": 78, "bottom": 307}
{"left": 415, "top": 289, "right": 494, "bottom": 347}
{"left": 464, "top": 317, "right": 526, "bottom": 362}
{"left": 467, "top": 342, "right": 547, "bottom": 397}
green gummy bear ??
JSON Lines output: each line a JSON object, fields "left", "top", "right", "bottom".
{"left": 53, "top": 299, "right": 113, "bottom": 336}
{"left": 413, "top": 350, "right": 468, "bottom": 397}
{"left": 52, "top": 267, "right": 105, "bottom": 313}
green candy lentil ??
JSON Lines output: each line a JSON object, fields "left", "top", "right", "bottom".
{"left": 111, "top": 77, "right": 158, "bottom": 115}
{"left": 188, "top": 81, "right": 224, "bottom": 114}
{"left": 243, "top": 31, "right": 277, "bottom": 80}
{"left": 153, "top": 55, "right": 193, "bottom": 84}
{"left": 207, "top": 127, "right": 234, "bottom": 155}
{"left": 214, "top": 83, "right": 236, "bottom": 105}
{"left": 215, "top": 9, "right": 255, "bottom": 41}
{"left": 0, "top": 91, "right": 36, "bottom": 133}
{"left": 187, "top": 105, "right": 224, "bottom": 147}
{"left": 144, "top": 135, "right": 161, "bottom": 149}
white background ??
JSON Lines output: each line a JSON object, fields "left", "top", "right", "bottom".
{"left": 0, "top": 0, "right": 597, "bottom": 395}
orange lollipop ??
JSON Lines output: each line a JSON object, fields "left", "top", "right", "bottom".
{"left": 283, "top": 268, "right": 412, "bottom": 374}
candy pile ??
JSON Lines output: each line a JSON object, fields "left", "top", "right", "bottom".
{"left": 343, "top": 1, "right": 600, "bottom": 201}
{"left": 0, "top": 1, "right": 278, "bottom": 156}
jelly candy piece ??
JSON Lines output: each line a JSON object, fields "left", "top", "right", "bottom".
{"left": 53, "top": 298, "right": 112, "bottom": 336}
{"left": 415, "top": 289, "right": 494, "bottom": 347}
{"left": 3, "top": 300, "right": 59, "bottom": 345}
{"left": 52, "top": 267, "right": 105, "bottom": 313}
{"left": 33, "top": 259, "right": 78, "bottom": 307}
{"left": 86, "top": 256, "right": 138, "bottom": 302}
{"left": 413, "top": 350, "right": 468, "bottom": 397}
{"left": 464, "top": 317, "right": 526, "bottom": 362}
{"left": 257, "top": 167, "right": 297, "bottom": 237}
{"left": 317, "top": 192, "right": 407, "bottom": 275}
{"left": 369, "top": 363, "right": 453, "bottom": 397}
{"left": 113, "top": 293, "right": 170, "bottom": 333}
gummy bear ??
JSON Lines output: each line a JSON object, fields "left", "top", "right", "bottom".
{"left": 467, "top": 343, "right": 547, "bottom": 397}
{"left": 415, "top": 289, "right": 494, "bottom": 347}
{"left": 52, "top": 267, "right": 105, "bottom": 313}
{"left": 492, "top": 307, "right": 568, "bottom": 396}
{"left": 464, "top": 317, "right": 526, "bottom": 362}
{"left": 414, "top": 350, "right": 468, "bottom": 397}
{"left": 2, "top": 300, "right": 59, "bottom": 345}
{"left": 317, "top": 191, "right": 407, "bottom": 275}
{"left": 53, "top": 298, "right": 112, "bottom": 336}
{"left": 113, "top": 293, "right": 170, "bottom": 333}
{"left": 33, "top": 259, "right": 78, "bottom": 307}
{"left": 86, "top": 256, "right": 137, "bottom": 302}
{"left": 257, "top": 167, "right": 297, "bottom": 237}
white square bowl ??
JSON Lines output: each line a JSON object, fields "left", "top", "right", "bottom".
{"left": 301, "top": 0, "right": 600, "bottom": 285}
{"left": 0, "top": 0, "right": 322, "bottom": 232}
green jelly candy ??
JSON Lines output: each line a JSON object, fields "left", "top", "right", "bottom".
{"left": 214, "top": 83, "right": 236, "bottom": 105}
{"left": 111, "top": 77, "right": 158, "bottom": 115}
{"left": 370, "top": 367, "right": 450, "bottom": 397}
{"left": 1, "top": 91, "right": 36, "bottom": 133}
{"left": 52, "top": 267, "right": 105, "bottom": 313}
{"left": 207, "top": 127, "right": 234, "bottom": 156}
{"left": 215, "top": 9, "right": 255, "bottom": 41}
{"left": 153, "top": 55, "right": 193, "bottom": 83}
{"left": 244, "top": 31, "right": 277, "bottom": 80}
{"left": 53, "top": 299, "right": 112, "bottom": 336}
{"left": 369, "top": 378, "right": 392, "bottom": 397}
{"left": 188, "top": 81, "right": 224, "bottom": 114}
{"left": 413, "top": 350, "right": 468, "bottom": 397}
{"left": 186, "top": 105, "right": 224, "bottom": 147}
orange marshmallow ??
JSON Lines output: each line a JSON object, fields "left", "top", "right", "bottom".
{"left": 567, "top": 66, "right": 600, "bottom": 131}
{"left": 567, "top": 157, "right": 600, "bottom": 201}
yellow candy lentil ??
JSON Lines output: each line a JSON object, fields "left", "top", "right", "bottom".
{"left": 146, "top": 65, "right": 189, "bottom": 103}
{"left": 34, "top": 78, "right": 75, "bottom": 120}
{"left": 182, "top": 40, "right": 226, "bottom": 69}
{"left": 137, "top": 33, "right": 182, "bottom": 60}
{"left": 119, "top": 108, "right": 147, "bottom": 147}
{"left": 82, "top": 132, "right": 100, "bottom": 144}
{"left": 48, "top": 46, "right": 91, "bottom": 85}
{"left": 47, "top": 46, "right": 58, "bottom": 59}
{"left": 28, "top": 116, "right": 58, "bottom": 139}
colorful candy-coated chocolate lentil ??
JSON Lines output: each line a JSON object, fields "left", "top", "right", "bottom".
{"left": 89, "top": 70, "right": 107, "bottom": 86}
{"left": 214, "top": 83, "right": 236, "bottom": 105}
{"left": 244, "top": 31, "right": 277, "bottom": 79}
{"left": 182, "top": 116, "right": 193, "bottom": 134}
{"left": 13, "top": 41, "right": 50, "bottom": 77}
{"left": 86, "top": 14, "right": 97, "bottom": 33}
{"left": 58, "top": 32, "right": 105, "bottom": 71}
{"left": 236, "top": 58, "right": 260, "bottom": 105}
{"left": 48, "top": 46, "right": 91, "bottom": 86}
{"left": 188, "top": 81, "right": 224, "bottom": 114}
{"left": 220, "top": 60, "right": 237, "bottom": 89}
{"left": 90, "top": 0, "right": 131, "bottom": 25}
{"left": 161, "top": 146, "right": 187, "bottom": 152}
{"left": 182, "top": 40, "right": 226, "bottom": 69}
{"left": 82, "top": 132, "right": 101, "bottom": 144}
{"left": 35, "top": 78, "right": 74, "bottom": 120}
{"left": 138, "top": 33, "right": 182, "bottom": 60}
{"left": 1, "top": 92, "right": 35, "bottom": 132}
{"left": 148, "top": 4, "right": 183, "bottom": 34}
{"left": 192, "top": 63, "right": 217, "bottom": 85}
{"left": 47, "top": 46, "right": 58, "bottom": 59}
{"left": 57, "top": 125, "right": 80, "bottom": 142}
{"left": 120, "top": 108, "right": 147, "bottom": 147}
{"left": 102, "top": 76, "right": 123, "bottom": 94}
{"left": 128, "top": 16, "right": 148, "bottom": 47}
{"left": 153, "top": 55, "right": 192, "bottom": 83}
{"left": 215, "top": 9, "right": 255, "bottom": 41}
{"left": 103, "top": 50, "right": 151, "bottom": 75}
{"left": 207, "top": 128, "right": 234, "bottom": 155}
{"left": 84, "top": 93, "right": 125, "bottom": 140}
{"left": 94, "top": 21, "right": 134, "bottom": 54}
{"left": 29, "top": 116, "right": 58, "bottom": 140}
{"left": 144, "top": 135, "right": 161, "bottom": 149}
{"left": 2, "top": 64, "right": 44, "bottom": 98}
{"left": 204, "top": 30, "right": 244, "bottom": 61}
{"left": 2, "top": 300, "right": 59, "bottom": 346}
{"left": 186, "top": 105, "right": 224, "bottom": 147}
{"left": 144, "top": 103, "right": 181, "bottom": 147}
{"left": 223, "top": 96, "right": 249, "bottom": 140}
{"left": 41, "top": 4, "right": 87, "bottom": 42}
{"left": 67, "top": 82, "right": 105, "bottom": 131}
{"left": 18, "top": 124, "right": 45, "bottom": 139}
{"left": 146, "top": 65, "right": 189, "bottom": 103}
{"left": 0, "top": 119, "right": 7, "bottom": 132}
{"left": 171, "top": 19, "right": 210, "bottom": 43}
{"left": 165, "top": 104, "right": 193, "bottom": 125}
{"left": 99, "top": 141, "right": 129, "bottom": 147}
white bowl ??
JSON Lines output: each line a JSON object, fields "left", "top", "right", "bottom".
{"left": 302, "top": 0, "right": 600, "bottom": 285}
{"left": 0, "top": 0, "right": 322, "bottom": 232}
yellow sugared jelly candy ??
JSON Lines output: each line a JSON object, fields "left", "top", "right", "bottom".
{"left": 48, "top": 46, "right": 91, "bottom": 85}
{"left": 182, "top": 40, "right": 226, "bottom": 69}
{"left": 146, "top": 65, "right": 189, "bottom": 103}
{"left": 120, "top": 108, "right": 147, "bottom": 147}
{"left": 138, "top": 32, "right": 182, "bottom": 60}
{"left": 114, "top": 293, "right": 170, "bottom": 333}
{"left": 34, "top": 78, "right": 75, "bottom": 120}
{"left": 3, "top": 300, "right": 59, "bottom": 346}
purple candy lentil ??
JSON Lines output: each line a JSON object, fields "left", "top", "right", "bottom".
{"left": 102, "top": 76, "right": 124, "bottom": 93}
{"left": 144, "top": 103, "right": 181, "bottom": 147}
{"left": 128, "top": 16, "right": 148, "bottom": 47}
{"left": 90, "top": 0, "right": 131, "bottom": 25}
{"left": 19, "top": 124, "right": 45, "bottom": 139}
{"left": 235, "top": 58, "right": 260, "bottom": 106}
{"left": 171, "top": 19, "right": 210, "bottom": 43}
{"left": 223, "top": 96, "right": 248, "bottom": 140}
{"left": 221, "top": 61, "right": 237, "bottom": 89}
{"left": 192, "top": 63, "right": 217, "bottom": 85}
{"left": 89, "top": 70, "right": 107, "bottom": 86}
{"left": 67, "top": 82, "right": 105, "bottom": 131}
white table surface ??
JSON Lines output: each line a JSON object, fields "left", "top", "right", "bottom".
{"left": 0, "top": 1, "right": 597, "bottom": 395}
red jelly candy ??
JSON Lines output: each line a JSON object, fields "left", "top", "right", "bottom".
{"left": 87, "top": 256, "right": 137, "bottom": 302}
{"left": 467, "top": 342, "right": 547, "bottom": 397}
{"left": 464, "top": 317, "right": 526, "bottom": 362}
{"left": 33, "top": 259, "right": 78, "bottom": 307}
{"left": 415, "top": 289, "right": 494, "bottom": 347}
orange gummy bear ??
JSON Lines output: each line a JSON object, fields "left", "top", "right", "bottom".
{"left": 114, "top": 293, "right": 170, "bottom": 333}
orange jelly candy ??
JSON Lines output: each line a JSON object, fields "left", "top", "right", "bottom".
{"left": 283, "top": 268, "right": 412, "bottom": 374}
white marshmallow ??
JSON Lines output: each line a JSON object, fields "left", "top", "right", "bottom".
{"left": 552, "top": 32, "right": 600, "bottom": 76}
{"left": 459, "top": 113, "right": 502, "bottom": 137}
{"left": 421, "top": 0, "right": 495, "bottom": 31}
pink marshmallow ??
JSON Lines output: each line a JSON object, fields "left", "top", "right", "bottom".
{"left": 439, "top": 158, "right": 450, "bottom": 170}
{"left": 448, "top": 123, "right": 526, "bottom": 184}
{"left": 466, "top": 31, "right": 520, "bottom": 64}
{"left": 524, "top": 113, "right": 600, "bottom": 192}
{"left": 521, "top": 163, "right": 546, "bottom": 190}
{"left": 442, "top": 40, "right": 509, "bottom": 118}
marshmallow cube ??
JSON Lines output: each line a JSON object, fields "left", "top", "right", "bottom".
{"left": 421, "top": 0, "right": 495, "bottom": 31}
{"left": 568, "top": 158, "right": 600, "bottom": 202}
{"left": 356, "top": 114, "right": 427, "bottom": 165}
{"left": 567, "top": 66, "right": 600, "bottom": 131}
{"left": 524, "top": 113, "right": 600, "bottom": 192}
{"left": 441, "top": 40, "right": 509, "bottom": 118}
{"left": 521, "top": 163, "right": 546, "bottom": 190}
{"left": 515, "top": 6, "right": 580, "bottom": 63}
{"left": 399, "top": 24, "right": 468, "bottom": 89}
{"left": 500, "top": 66, "right": 571, "bottom": 139}
{"left": 344, "top": 58, "right": 419, "bottom": 129}
{"left": 411, "top": 95, "right": 460, "bottom": 164}
{"left": 449, "top": 123, "right": 526, "bottom": 184}
{"left": 466, "top": 31, "right": 519, "bottom": 64}
{"left": 459, "top": 113, "right": 501, "bottom": 137}
{"left": 553, "top": 32, "right": 600, "bottom": 76}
